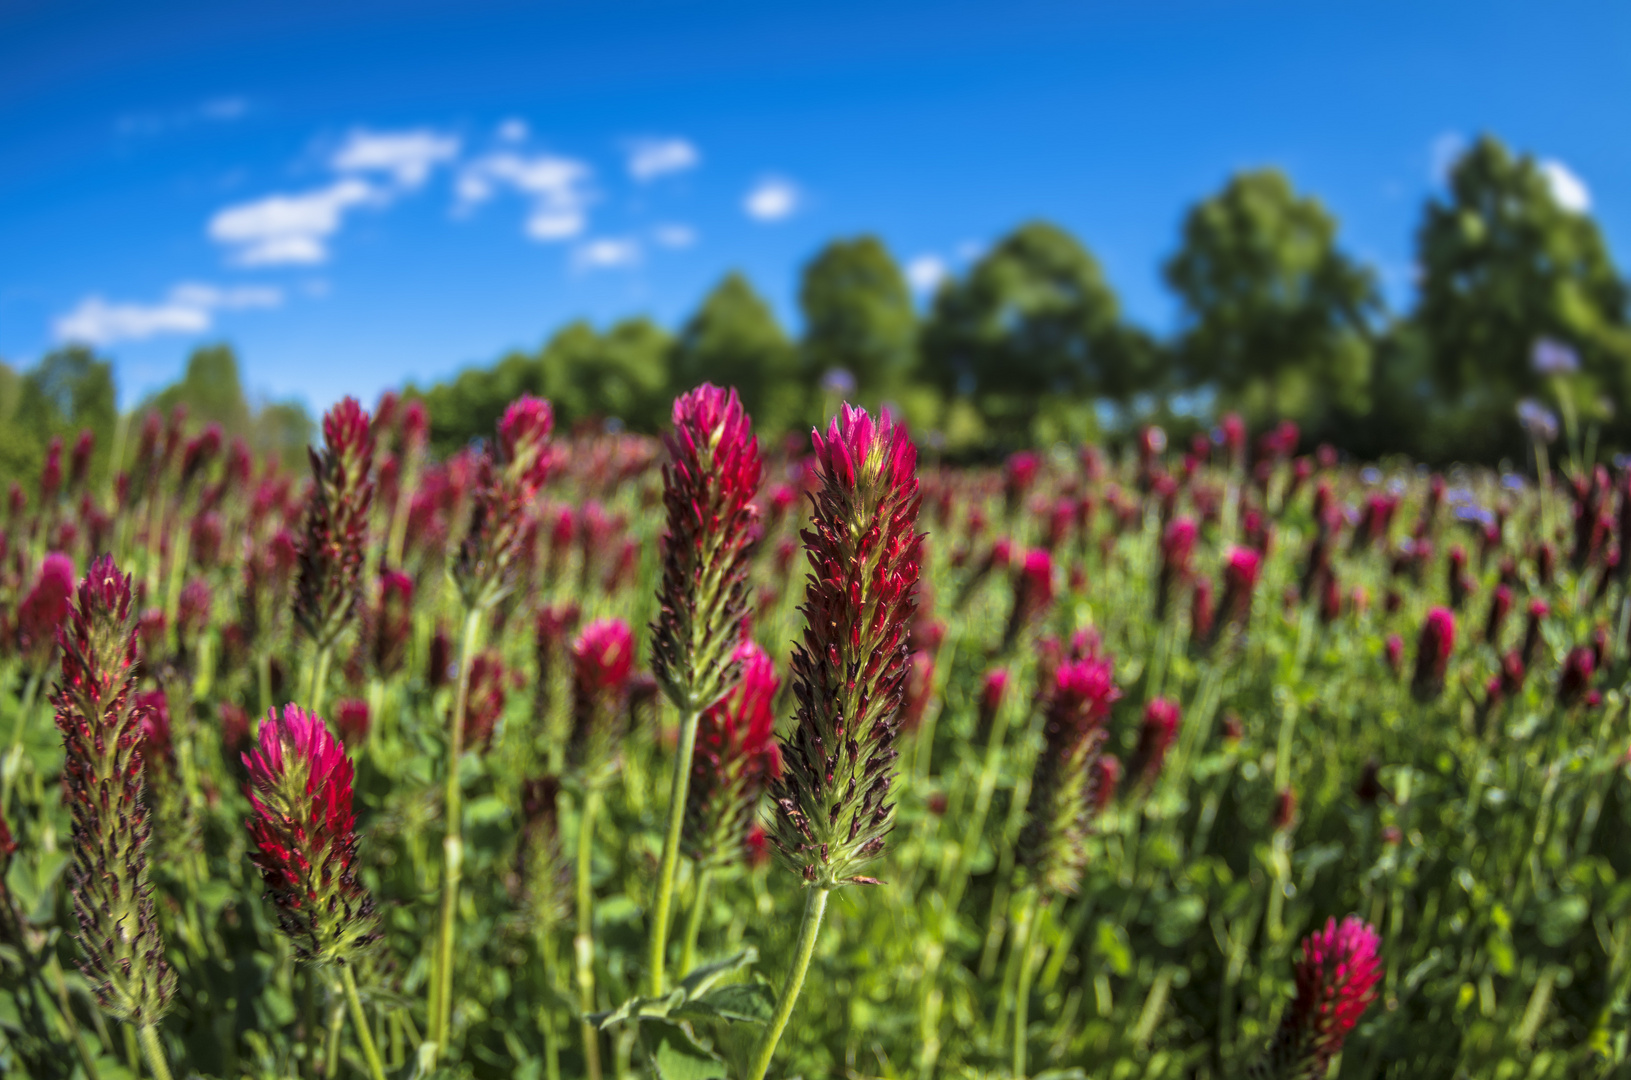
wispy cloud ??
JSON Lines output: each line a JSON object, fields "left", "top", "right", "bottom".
{"left": 497, "top": 118, "right": 530, "bottom": 143}
{"left": 744, "top": 177, "right": 799, "bottom": 222}
{"left": 332, "top": 128, "right": 461, "bottom": 188}
{"left": 627, "top": 137, "right": 699, "bottom": 181}
{"left": 1540, "top": 159, "right": 1591, "bottom": 213}
{"left": 209, "top": 178, "right": 382, "bottom": 265}
{"left": 55, "top": 282, "right": 283, "bottom": 345}
{"left": 906, "top": 255, "right": 948, "bottom": 294}
{"left": 457, "top": 151, "right": 595, "bottom": 241}
{"left": 573, "top": 237, "right": 642, "bottom": 271}
{"left": 652, "top": 224, "right": 697, "bottom": 249}
{"left": 116, "top": 96, "right": 252, "bottom": 138}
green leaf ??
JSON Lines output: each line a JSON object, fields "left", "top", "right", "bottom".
{"left": 683, "top": 982, "right": 775, "bottom": 1024}
{"left": 677, "top": 946, "right": 758, "bottom": 999}
{"left": 640, "top": 1020, "right": 726, "bottom": 1080}
{"left": 1538, "top": 894, "right": 1589, "bottom": 949}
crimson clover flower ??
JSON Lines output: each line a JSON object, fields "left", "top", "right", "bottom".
{"left": 1002, "top": 548, "right": 1056, "bottom": 652}
{"left": 1155, "top": 516, "right": 1197, "bottom": 619}
{"left": 768, "top": 405, "right": 923, "bottom": 888}
{"left": 650, "top": 383, "right": 763, "bottom": 711}
{"left": 295, "top": 398, "right": 375, "bottom": 649}
{"left": 16, "top": 553, "right": 76, "bottom": 669}
{"left": 1017, "top": 656, "right": 1120, "bottom": 897}
{"left": 455, "top": 396, "right": 555, "bottom": 610}
{"left": 53, "top": 555, "right": 175, "bottom": 1023}
{"left": 569, "top": 618, "right": 636, "bottom": 780}
{"left": 683, "top": 641, "right": 782, "bottom": 867}
{"left": 1249, "top": 916, "right": 1382, "bottom": 1079}
{"left": 243, "top": 704, "right": 379, "bottom": 965}
{"left": 1129, "top": 697, "right": 1180, "bottom": 787}
{"left": 1411, "top": 607, "right": 1455, "bottom": 703}
{"left": 367, "top": 570, "right": 414, "bottom": 679}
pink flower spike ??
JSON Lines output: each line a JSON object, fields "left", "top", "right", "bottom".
{"left": 1253, "top": 916, "right": 1382, "bottom": 1076}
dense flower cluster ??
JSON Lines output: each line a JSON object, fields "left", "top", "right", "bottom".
{"left": 769, "top": 405, "right": 923, "bottom": 887}
{"left": 243, "top": 705, "right": 379, "bottom": 964}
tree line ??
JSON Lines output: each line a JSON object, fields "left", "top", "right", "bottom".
{"left": 7, "top": 133, "right": 1628, "bottom": 479}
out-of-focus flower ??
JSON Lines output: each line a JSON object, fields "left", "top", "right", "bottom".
{"left": 569, "top": 619, "right": 636, "bottom": 778}
{"left": 16, "top": 553, "right": 76, "bottom": 669}
{"left": 295, "top": 398, "right": 375, "bottom": 649}
{"left": 1003, "top": 549, "right": 1056, "bottom": 651}
{"left": 243, "top": 705, "right": 379, "bottom": 964}
{"left": 1531, "top": 337, "right": 1580, "bottom": 376}
{"left": 335, "top": 698, "right": 371, "bottom": 747}
{"left": 684, "top": 642, "right": 782, "bottom": 868}
{"left": 1129, "top": 697, "right": 1180, "bottom": 787}
{"left": 1018, "top": 657, "right": 1119, "bottom": 897}
{"left": 1517, "top": 399, "right": 1560, "bottom": 444}
{"left": 1411, "top": 608, "right": 1455, "bottom": 703}
{"left": 454, "top": 396, "right": 555, "bottom": 610}
{"left": 1249, "top": 916, "right": 1382, "bottom": 1079}
{"left": 464, "top": 651, "right": 509, "bottom": 749}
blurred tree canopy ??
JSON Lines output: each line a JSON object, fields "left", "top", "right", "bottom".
{"left": 16, "top": 133, "right": 1631, "bottom": 472}
{"left": 1166, "top": 169, "right": 1381, "bottom": 442}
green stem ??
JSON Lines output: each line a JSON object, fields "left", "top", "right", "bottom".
{"left": 678, "top": 864, "right": 711, "bottom": 979}
{"left": 648, "top": 704, "right": 701, "bottom": 996}
{"left": 342, "top": 964, "right": 389, "bottom": 1080}
{"left": 138, "top": 1024, "right": 174, "bottom": 1080}
{"left": 306, "top": 644, "right": 334, "bottom": 719}
{"left": 1010, "top": 888, "right": 1040, "bottom": 1080}
{"left": 325, "top": 992, "right": 345, "bottom": 1078}
{"left": 576, "top": 787, "right": 604, "bottom": 1080}
{"left": 0, "top": 673, "right": 42, "bottom": 818}
{"left": 429, "top": 606, "right": 483, "bottom": 1058}
{"left": 746, "top": 886, "right": 830, "bottom": 1080}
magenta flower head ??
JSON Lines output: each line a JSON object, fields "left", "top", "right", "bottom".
{"left": 1411, "top": 607, "right": 1455, "bottom": 703}
{"left": 52, "top": 555, "right": 175, "bottom": 1023}
{"left": 1130, "top": 697, "right": 1181, "bottom": 787}
{"left": 295, "top": 397, "right": 375, "bottom": 649}
{"left": 1559, "top": 644, "right": 1596, "bottom": 707}
{"left": 1253, "top": 916, "right": 1382, "bottom": 1078}
{"left": 16, "top": 552, "right": 76, "bottom": 670}
{"left": 455, "top": 395, "right": 555, "bottom": 610}
{"left": 1002, "top": 548, "right": 1057, "bottom": 652}
{"left": 651, "top": 383, "right": 764, "bottom": 711}
{"left": 243, "top": 705, "right": 379, "bottom": 965}
{"left": 1155, "top": 516, "right": 1198, "bottom": 619}
{"left": 1003, "top": 450, "right": 1040, "bottom": 515}
{"left": 368, "top": 570, "right": 414, "bottom": 678}
{"left": 1203, "top": 547, "right": 1260, "bottom": 651}
{"left": 1018, "top": 657, "right": 1119, "bottom": 897}
{"left": 769, "top": 404, "right": 923, "bottom": 887}
{"left": 569, "top": 618, "right": 636, "bottom": 781}
{"left": 683, "top": 641, "right": 782, "bottom": 867}
{"left": 978, "top": 667, "right": 1010, "bottom": 739}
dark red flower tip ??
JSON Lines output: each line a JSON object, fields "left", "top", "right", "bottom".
{"left": 1132, "top": 697, "right": 1180, "bottom": 785}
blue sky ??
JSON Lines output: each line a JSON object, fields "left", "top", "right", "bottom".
{"left": 1, "top": 0, "right": 1627, "bottom": 411}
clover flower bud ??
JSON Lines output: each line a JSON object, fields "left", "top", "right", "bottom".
{"left": 1250, "top": 916, "right": 1382, "bottom": 1079}
{"left": 295, "top": 398, "right": 375, "bottom": 649}
{"left": 683, "top": 642, "right": 782, "bottom": 867}
{"left": 651, "top": 384, "right": 763, "bottom": 711}
{"left": 1130, "top": 697, "right": 1180, "bottom": 787}
{"left": 243, "top": 705, "right": 379, "bottom": 965}
{"left": 569, "top": 619, "right": 636, "bottom": 779}
{"left": 769, "top": 405, "right": 923, "bottom": 887}
{"left": 53, "top": 556, "right": 175, "bottom": 1023}
{"left": 1017, "top": 657, "right": 1119, "bottom": 896}
{"left": 1559, "top": 645, "right": 1596, "bottom": 707}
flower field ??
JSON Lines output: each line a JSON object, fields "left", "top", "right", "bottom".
{"left": 0, "top": 387, "right": 1628, "bottom": 1079}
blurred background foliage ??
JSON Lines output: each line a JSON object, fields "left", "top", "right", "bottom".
{"left": 7, "top": 134, "right": 1630, "bottom": 476}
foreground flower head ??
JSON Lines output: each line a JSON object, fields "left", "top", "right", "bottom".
{"left": 684, "top": 641, "right": 782, "bottom": 867}
{"left": 769, "top": 404, "right": 923, "bottom": 887}
{"left": 243, "top": 705, "right": 379, "bottom": 964}
{"left": 295, "top": 397, "right": 375, "bottom": 648}
{"left": 1018, "top": 656, "right": 1120, "bottom": 897}
{"left": 53, "top": 555, "right": 175, "bottom": 1023}
{"left": 1251, "top": 916, "right": 1382, "bottom": 1079}
{"left": 651, "top": 383, "right": 764, "bottom": 711}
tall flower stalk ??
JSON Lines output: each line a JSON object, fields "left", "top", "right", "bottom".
{"left": 754, "top": 404, "right": 922, "bottom": 1080}
{"left": 243, "top": 705, "right": 386, "bottom": 1080}
{"left": 294, "top": 398, "right": 375, "bottom": 715}
{"left": 432, "top": 395, "right": 553, "bottom": 1057}
{"left": 53, "top": 556, "right": 176, "bottom": 1080}
{"left": 645, "top": 383, "right": 762, "bottom": 994}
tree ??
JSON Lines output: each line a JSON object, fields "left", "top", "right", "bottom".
{"left": 542, "top": 318, "right": 672, "bottom": 432}
{"left": 1166, "top": 169, "right": 1380, "bottom": 436}
{"left": 1415, "top": 135, "right": 1631, "bottom": 460}
{"left": 409, "top": 349, "right": 548, "bottom": 455}
{"left": 671, "top": 273, "right": 800, "bottom": 433}
{"left": 145, "top": 343, "right": 253, "bottom": 433}
{"left": 921, "top": 221, "right": 1154, "bottom": 446}
{"left": 0, "top": 346, "right": 119, "bottom": 488}
{"left": 798, "top": 236, "right": 917, "bottom": 400}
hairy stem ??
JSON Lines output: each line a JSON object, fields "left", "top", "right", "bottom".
{"left": 342, "top": 964, "right": 388, "bottom": 1080}
{"left": 576, "top": 787, "right": 604, "bottom": 1080}
{"left": 678, "top": 864, "right": 711, "bottom": 978}
{"left": 138, "top": 1024, "right": 174, "bottom": 1080}
{"left": 648, "top": 705, "right": 701, "bottom": 995}
{"left": 746, "top": 886, "right": 830, "bottom": 1080}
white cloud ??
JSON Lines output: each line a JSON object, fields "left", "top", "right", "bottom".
{"left": 332, "top": 128, "right": 460, "bottom": 188}
{"left": 1430, "top": 131, "right": 1467, "bottom": 184}
{"left": 652, "top": 223, "right": 697, "bottom": 249}
{"left": 744, "top": 177, "right": 799, "bottom": 222}
{"left": 1540, "top": 159, "right": 1591, "bottom": 213}
{"left": 627, "top": 137, "right": 699, "bottom": 181}
{"left": 209, "top": 178, "right": 381, "bottom": 265}
{"left": 117, "top": 96, "right": 251, "bottom": 137}
{"left": 497, "top": 118, "right": 530, "bottom": 143}
{"left": 573, "top": 238, "right": 642, "bottom": 271}
{"left": 54, "top": 281, "right": 284, "bottom": 346}
{"left": 907, "top": 255, "right": 949, "bottom": 294}
{"left": 457, "top": 151, "right": 595, "bottom": 242}
{"left": 955, "top": 240, "right": 984, "bottom": 262}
